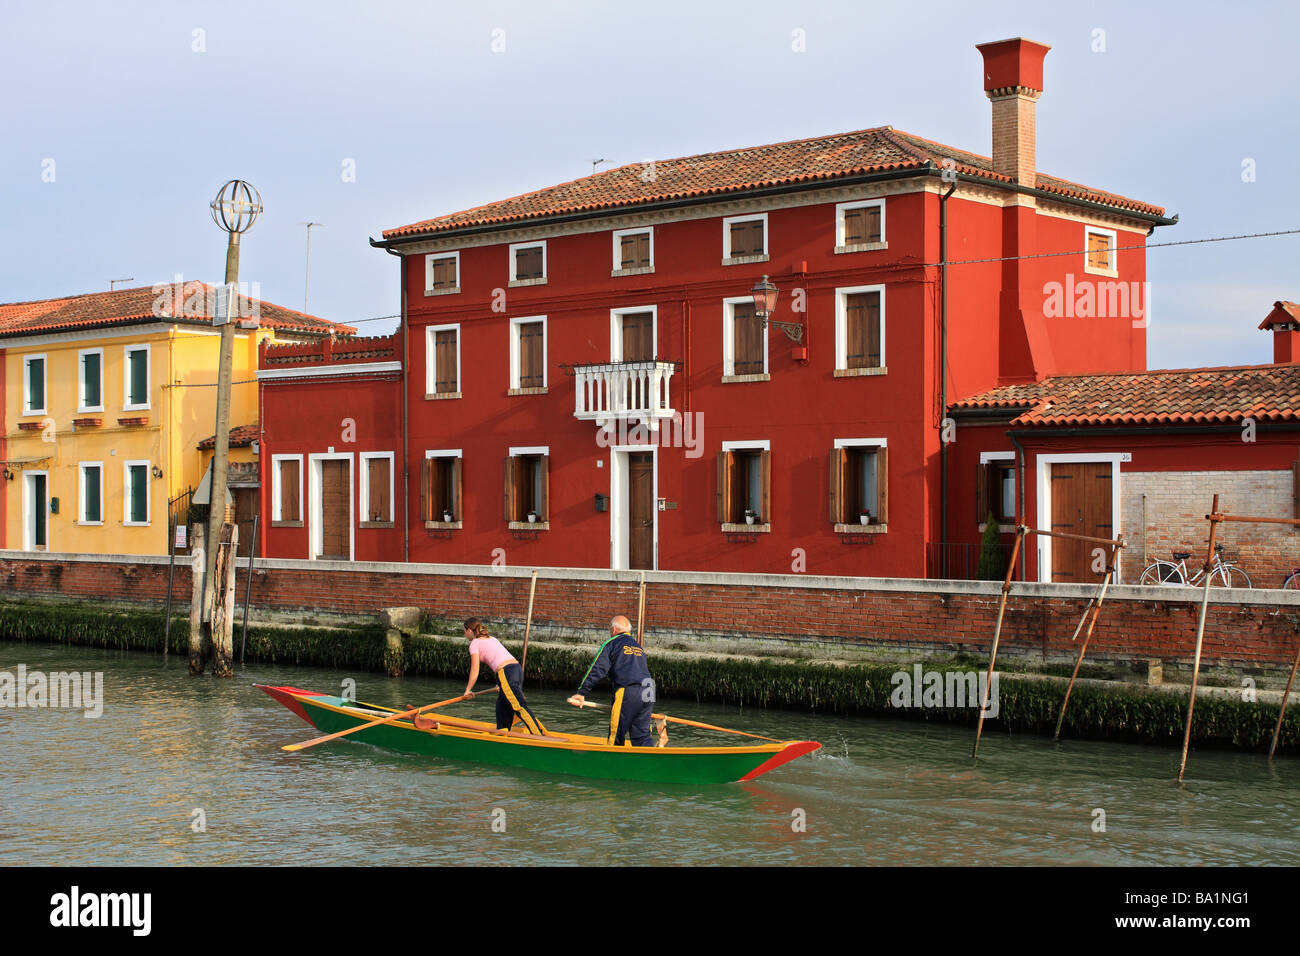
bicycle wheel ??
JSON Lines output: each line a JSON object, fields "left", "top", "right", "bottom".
{"left": 1284, "top": 572, "right": 1300, "bottom": 590}
{"left": 1211, "top": 565, "right": 1252, "bottom": 589}
{"left": 1139, "top": 561, "right": 1184, "bottom": 586}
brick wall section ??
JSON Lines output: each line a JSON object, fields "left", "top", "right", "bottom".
{"left": 1122, "top": 470, "right": 1297, "bottom": 587}
{"left": 4, "top": 551, "right": 1300, "bottom": 670}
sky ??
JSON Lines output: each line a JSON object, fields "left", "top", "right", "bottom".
{"left": 1, "top": 0, "right": 1296, "bottom": 369}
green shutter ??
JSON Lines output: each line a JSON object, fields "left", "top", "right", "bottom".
{"left": 28, "top": 358, "right": 44, "bottom": 411}
{"left": 129, "top": 349, "right": 147, "bottom": 406}
{"left": 84, "top": 467, "right": 101, "bottom": 523}
{"left": 83, "top": 353, "right": 101, "bottom": 407}
{"left": 130, "top": 465, "right": 147, "bottom": 522}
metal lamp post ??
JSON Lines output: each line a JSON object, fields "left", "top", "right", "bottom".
{"left": 751, "top": 274, "right": 803, "bottom": 343}
{"left": 197, "top": 179, "right": 261, "bottom": 677}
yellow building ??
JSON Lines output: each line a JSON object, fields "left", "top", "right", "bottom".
{"left": 1, "top": 282, "right": 352, "bottom": 555}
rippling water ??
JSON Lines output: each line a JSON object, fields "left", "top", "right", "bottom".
{"left": 2, "top": 641, "right": 1298, "bottom": 866}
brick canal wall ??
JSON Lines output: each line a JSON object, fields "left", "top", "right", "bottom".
{"left": 4, "top": 550, "right": 1300, "bottom": 672}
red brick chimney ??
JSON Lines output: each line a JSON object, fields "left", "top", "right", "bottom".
{"left": 976, "top": 38, "right": 1051, "bottom": 188}
{"left": 1259, "top": 300, "right": 1300, "bottom": 363}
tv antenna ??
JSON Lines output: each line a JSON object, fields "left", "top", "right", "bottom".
{"left": 298, "top": 222, "right": 323, "bottom": 313}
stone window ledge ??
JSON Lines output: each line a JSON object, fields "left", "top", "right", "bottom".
{"left": 834, "top": 366, "right": 887, "bottom": 378}
{"left": 423, "top": 287, "right": 461, "bottom": 297}
{"left": 508, "top": 386, "right": 548, "bottom": 396}
{"left": 721, "top": 373, "right": 770, "bottom": 384}
{"left": 360, "top": 521, "right": 395, "bottom": 530}
{"left": 834, "top": 523, "right": 888, "bottom": 534}
{"left": 611, "top": 266, "right": 655, "bottom": 277}
{"left": 508, "top": 277, "right": 547, "bottom": 287}
{"left": 721, "top": 254, "right": 769, "bottom": 267}
{"left": 425, "top": 520, "right": 463, "bottom": 530}
{"left": 272, "top": 520, "right": 304, "bottom": 529}
{"left": 834, "top": 241, "right": 888, "bottom": 254}
{"left": 722, "top": 522, "right": 771, "bottom": 533}
{"left": 425, "top": 391, "right": 462, "bottom": 400}
{"left": 508, "top": 520, "right": 550, "bottom": 531}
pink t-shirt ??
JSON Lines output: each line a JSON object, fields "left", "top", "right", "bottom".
{"left": 469, "top": 636, "right": 515, "bottom": 674}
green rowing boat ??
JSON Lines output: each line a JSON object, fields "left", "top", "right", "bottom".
{"left": 260, "top": 685, "right": 820, "bottom": 784}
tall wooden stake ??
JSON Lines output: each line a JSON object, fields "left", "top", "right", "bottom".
{"left": 1268, "top": 637, "right": 1300, "bottom": 759}
{"left": 187, "top": 524, "right": 206, "bottom": 675}
{"left": 163, "top": 516, "right": 177, "bottom": 659}
{"left": 973, "top": 525, "right": 1024, "bottom": 761}
{"left": 1054, "top": 544, "right": 1119, "bottom": 741}
{"left": 636, "top": 571, "right": 647, "bottom": 646}
{"left": 1178, "top": 495, "right": 1221, "bottom": 783}
{"left": 240, "top": 512, "right": 258, "bottom": 667}
{"left": 211, "top": 523, "right": 238, "bottom": 678}
{"left": 519, "top": 570, "right": 538, "bottom": 677}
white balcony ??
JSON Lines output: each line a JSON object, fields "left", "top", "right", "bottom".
{"left": 573, "top": 360, "right": 676, "bottom": 426}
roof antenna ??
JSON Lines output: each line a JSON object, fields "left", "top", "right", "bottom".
{"left": 109, "top": 277, "right": 135, "bottom": 290}
{"left": 298, "top": 222, "right": 323, "bottom": 313}
{"left": 592, "top": 159, "right": 607, "bottom": 175}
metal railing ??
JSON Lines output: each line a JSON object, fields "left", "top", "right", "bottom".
{"left": 925, "top": 541, "right": 1015, "bottom": 581}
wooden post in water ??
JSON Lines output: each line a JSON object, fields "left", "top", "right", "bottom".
{"left": 188, "top": 524, "right": 206, "bottom": 676}
{"left": 1054, "top": 540, "right": 1122, "bottom": 741}
{"left": 163, "top": 516, "right": 177, "bottom": 660}
{"left": 1178, "top": 495, "right": 1221, "bottom": 783}
{"left": 211, "top": 523, "right": 239, "bottom": 678}
{"left": 240, "top": 512, "right": 258, "bottom": 667}
{"left": 1269, "top": 638, "right": 1300, "bottom": 759}
{"left": 520, "top": 569, "right": 538, "bottom": 677}
{"left": 636, "top": 571, "right": 647, "bottom": 646}
{"left": 973, "top": 525, "right": 1024, "bottom": 761}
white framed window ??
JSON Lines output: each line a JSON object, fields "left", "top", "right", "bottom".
{"left": 423, "top": 449, "right": 463, "bottom": 526}
{"left": 78, "top": 348, "right": 104, "bottom": 412}
{"left": 508, "top": 241, "right": 547, "bottom": 284}
{"left": 717, "top": 440, "right": 771, "bottom": 530}
{"left": 834, "top": 284, "right": 886, "bottom": 375}
{"left": 23, "top": 354, "right": 46, "bottom": 415}
{"left": 722, "top": 213, "right": 768, "bottom": 262}
{"left": 123, "top": 344, "right": 151, "bottom": 411}
{"left": 424, "top": 252, "right": 460, "bottom": 294}
{"left": 123, "top": 460, "right": 151, "bottom": 526}
{"left": 722, "top": 296, "right": 767, "bottom": 378}
{"left": 426, "top": 323, "right": 461, "bottom": 397}
{"left": 505, "top": 445, "right": 549, "bottom": 527}
{"left": 612, "top": 227, "right": 654, "bottom": 274}
{"left": 359, "top": 451, "right": 395, "bottom": 525}
{"left": 1084, "top": 226, "right": 1118, "bottom": 276}
{"left": 835, "top": 199, "right": 886, "bottom": 251}
{"left": 978, "top": 451, "right": 1017, "bottom": 530}
{"left": 610, "top": 306, "right": 657, "bottom": 362}
{"left": 78, "top": 462, "right": 104, "bottom": 525}
{"left": 509, "top": 315, "right": 547, "bottom": 391}
{"left": 830, "top": 438, "right": 889, "bottom": 530}
{"left": 271, "top": 454, "right": 304, "bottom": 524}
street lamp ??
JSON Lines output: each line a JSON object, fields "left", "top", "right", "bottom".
{"left": 198, "top": 179, "right": 261, "bottom": 678}
{"left": 751, "top": 274, "right": 804, "bottom": 343}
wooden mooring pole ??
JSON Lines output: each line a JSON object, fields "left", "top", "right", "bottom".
{"left": 211, "top": 523, "right": 239, "bottom": 678}
{"left": 1269, "top": 638, "right": 1300, "bottom": 759}
{"left": 1054, "top": 540, "right": 1122, "bottom": 741}
{"left": 163, "top": 516, "right": 177, "bottom": 660}
{"left": 520, "top": 569, "right": 538, "bottom": 677}
{"left": 188, "top": 524, "right": 206, "bottom": 676}
{"left": 1178, "top": 495, "right": 1221, "bottom": 783}
{"left": 973, "top": 525, "right": 1025, "bottom": 761}
{"left": 240, "top": 512, "right": 259, "bottom": 667}
{"left": 636, "top": 571, "right": 647, "bottom": 646}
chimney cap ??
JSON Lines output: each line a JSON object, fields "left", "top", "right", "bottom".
{"left": 977, "top": 37, "right": 1051, "bottom": 93}
{"left": 1258, "top": 300, "right": 1300, "bottom": 331}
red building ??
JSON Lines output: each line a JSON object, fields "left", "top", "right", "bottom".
{"left": 347, "top": 37, "right": 1173, "bottom": 577}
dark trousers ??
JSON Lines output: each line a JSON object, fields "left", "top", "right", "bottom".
{"left": 608, "top": 683, "right": 655, "bottom": 747}
{"left": 495, "top": 662, "right": 546, "bottom": 735}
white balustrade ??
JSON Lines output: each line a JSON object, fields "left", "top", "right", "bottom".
{"left": 573, "top": 361, "right": 675, "bottom": 422}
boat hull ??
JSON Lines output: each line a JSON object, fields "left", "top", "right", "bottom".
{"left": 259, "top": 685, "right": 820, "bottom": 785}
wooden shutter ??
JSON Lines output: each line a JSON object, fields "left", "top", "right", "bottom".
{"left": 453, "top": 457, "right": 463, "bottom": 521}
{"left": 29, "top": 358, "right": 43, "bottom": 410}
{"left": 129, "top": 350, "right": 147, "bottom": 405}
{"left": 85, "top": 467, "right": 100, "bottom": 523}
{"left": 620, "top": 233, "right": 650, "bottom": 270}
{"left": 281, "top": 460, "right": 300, "bottom": 522}
{"left": 975, "top": 462, "right": 989, "bottom": 525}
{"left": 435, "top": 329, "right": 457, "bottom": 392}
{"left": 875, "top": 446, "right": 889, "bottom": 524}
{"left": 515, "top": 246, "right": 542, "bottom": 279}
{"left": 829, "top": 448, "right": 845, "bottom": 523}
{"left": 420, "top": 458, "right": 431, "bottom": 521}
{"left": 865, "top": 205, "right": 881, "bottom": 242}
{"left": 843, "top": 207, "right": 864, "bottom": 244}
{"left": 538, "top": 454, "right": 549, "bottom": 521}
{"left": 733, "top": 303, "right": 763, "bottom": 375}
{"left": 729, "top": 220, "right": 762, "bottom": 257}
{"left": 1087, "top": 232, "right": 1110, "bottom": 270}
{"left": 367, "top": 458, "right": 389, "bottom": 521}
{"left": 847, "top": 294, "right": 867, "bottom": 369}
{"left": 83, "top": 353, "right": 100, "bottom": 407}
{"left": 865, "top": 292, "right": 881, "bottom": 367}
{"left": 519, "top": 322, "right": 544, "bottom": 388}
{"left": 760, "top": 450, "right": 771, "bottom": 524}
{"left": 716, "top": 451, "right": 732, "bottom": 523}
{"left": 504, "top": 456, "right": 517, "bottom": 522}
{"left": 431, "top": 256, "right": 456, "bottom": 290}
{"left": 130, "top": 465, "right": 147, "bottom": 522}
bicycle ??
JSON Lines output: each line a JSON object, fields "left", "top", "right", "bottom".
{"left": 1282, "top": 568, "right": 1300, "bottom": 590}
{"left": 1139, "top": 544, "right": 1253, "bottom": 588}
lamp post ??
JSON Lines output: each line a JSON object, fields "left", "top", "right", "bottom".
{"left": 751, "top": 274, "right": 803, "bottom": 343}
{"left": 197, "top": 179, "right": 261, "bottom": 678}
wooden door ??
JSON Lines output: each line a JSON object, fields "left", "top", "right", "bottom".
{"left": 628, "top": 453, "right": 654, "bottom": 570}
{"left": 234, "top": 487, "right": 260, "bottom": 557}
{"left": 1050, "top": 462, "right": 1113, "bottom": 583}
{"left": 319, "top": 460, "right": 350, "bottom": 560}
{"left": 621, "top": 312, "right": 654, "bottom": 362}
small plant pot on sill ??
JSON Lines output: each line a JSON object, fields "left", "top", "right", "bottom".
{"left": 744, "top": 511, "right": 757, "bottom": 526}
{"left": 527, "top": 513, "right": 538, "bottom": 524}
{"left": 442, "top": 512, "right": 453, "bottom": 523}
{"left": 859, "top": 514, "right": 871, "bottom": 526}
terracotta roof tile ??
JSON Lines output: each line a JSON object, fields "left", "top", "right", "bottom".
{"left": 198, "top": 422, "right": 259, "bottom": 451}
{"left": 952, "top": 363, "right": 1300, "bottom": 427}
{"left": 0, "top": 283, "right": 355, "bottom": 338}
{"left": 383, "top": 126, "right": 1166, "bottom": 239}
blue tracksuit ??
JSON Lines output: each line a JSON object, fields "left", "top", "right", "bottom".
{"left": 578, "top": 632, "right": 655, "bottom": 747}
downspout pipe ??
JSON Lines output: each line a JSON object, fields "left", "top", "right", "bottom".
{"left": 382, "top": 245, "right": 410, "bottom": 563}
{"left": 939, "top": 180, "right": 956, "bottom": 553}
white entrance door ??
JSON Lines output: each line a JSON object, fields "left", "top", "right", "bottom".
{"left": 24, "top": 471, "right": 49, "bottom": 551}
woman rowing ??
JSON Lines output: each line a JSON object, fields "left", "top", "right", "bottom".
{"left": 451, "top": 617, "right": 548, "bottom": 737}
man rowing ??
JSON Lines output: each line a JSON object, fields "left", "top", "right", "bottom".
{"left": 569, "top": 615, "right": 663, "bottom": 747}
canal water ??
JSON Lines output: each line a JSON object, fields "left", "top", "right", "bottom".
{"left": 3, "top": 641, "right": 1299, "bottom": 866}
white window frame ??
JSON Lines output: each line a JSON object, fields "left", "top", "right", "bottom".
{"left": 424, "top": 251, "right": 461, "bottom": 294}
{"left": 308, "top": 451, "right": 354, "bottom": 562}
{"left": 271, "top": 453, "right": 304, "bottom": 522}
{"left": 22, "top": 469, "right": 50, "bottom": 551}
{"left": 835, "top": 198, "right": 886, "bottom": 249}
{"left": 508, "top": 240, "right": 547, "bottom": 284}
{"left": 979, "top": 451, "right": 1017, "bottom": 533}
{"left": 509, "top": 315, "right": 548, "bottom": 390}
{"left": 78, "top": 348, "right": 105, "bottom": 413}
{"left": 721, "top": 213, "right": 769, "bottom": 261}
{"left": 611, "top": 227, "right": 654, "bottom": 273}
{"left": 425, "top": 449, "right": 463, "bottom": 524}
{"left": 425, "top": 323, "right": 462, "bottom": 395}
{"left": 123, "top": 343, "right": 151, "bottom": 411}
{"left": 359, "top": 451, "right": 396, "bottom": 524}
{"left": 610, "top": 305, "right": 658, "bottom": 362}
{"left": 78, "top": 461, "right": 104, "bottom": 525}
{"left": 1083, "top": 226, "right": 1119, "bottom": 277}
{"left": 722, "top": 296, "right": 768, "bottom": 377}
{"left": 123, "top": 460, "right": 151, "bottom": 526}
{"left": 832, "top": 438, "right": 888, "bottom": 530}
{"left": 834, "top": 284, "right": 887, "bottom": 372}
{"left": 23, "top": 353, "right": 47, "bottom": 415}
{"left": 609, "top": 443, "right": 658, "bottom": 571}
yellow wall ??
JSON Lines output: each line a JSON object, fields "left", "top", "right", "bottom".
{"left": 4, "top": 324, "right": 273, "bottom": 555}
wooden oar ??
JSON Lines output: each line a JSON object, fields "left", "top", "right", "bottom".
{"left": 282, "top": 690, "right": 489, "bottom": 752}
{"left": 406, "top": 709, "right": 570, "bottom": 742}
{"left": 567, "top": 697, "right": 782, "bottom": 742}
